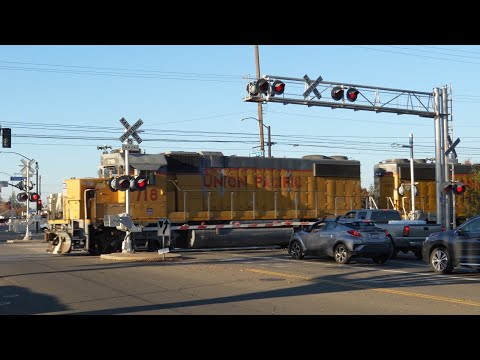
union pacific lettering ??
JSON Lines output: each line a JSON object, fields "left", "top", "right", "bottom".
{"left": 202, "top": 172, "right": 302, "bottom": 189}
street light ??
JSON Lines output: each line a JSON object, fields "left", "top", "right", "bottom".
{"left": 0, "top": 150, "right": 38, "bottom": 239}
{"left": 241, "top": 117, "right": 274, "bottom": 157}
{"left": 392, "top": 134, "right": 416, "bottom": 219}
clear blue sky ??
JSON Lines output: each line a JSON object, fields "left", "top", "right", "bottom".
{"left": 0, "top": 45, "right": 479, "bottom": 200}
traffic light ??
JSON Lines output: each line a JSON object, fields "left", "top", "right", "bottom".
{"left": 17, "top": 192, "right": 28, "bottom": 202}
{"left": 452, "top": 181, "right": 466, "bottom": 195}
{"left": 331, "top": 86, "right": 344, "bottom": 101}
{"left": 2, "top": 128, "right": 11, "bottom": 148}
{"left": 29, "top": 192, "right": 40, "bottom": 201}
{"left": 442, "top": 181, "right": 453, "bottom": 194}
{"left": 108, "top": 175, "right": 131, "bottom": 192}
{"left": 129, "top": 176, "right": 148, "bottom": 191}
{"left": 346, "top": 87, "right": 359, "bottom": 102}
{"left": 270, "top": 80, "right": 285, "bottom": 96}
{"left": 36, "top": 199, "right": 43, "bottom": 211}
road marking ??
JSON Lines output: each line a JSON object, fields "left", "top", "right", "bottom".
{"left": 245, "top": 268, "right": 480, "bottom": 308}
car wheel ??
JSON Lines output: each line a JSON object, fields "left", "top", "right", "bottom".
{"left": 290, "top": 241, "right": 304, "bottom": 260}
{"left": 334, "top": 243, "right": 351, "bottom": 264}
{"left": 429, "top": 246, "right": 453, "bottom": 274}
{"left": 372, "top": 256, "right": 388, "bottom": 264}
{"left": 387, "top": 236, "right": 398, "bottom": 259}
{"left": 413, "top": 250, "right": 423, "bottom": 260}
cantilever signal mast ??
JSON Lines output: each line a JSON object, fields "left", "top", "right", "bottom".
{"left": 243, "top": 74, "right": 451, "bottom": 229}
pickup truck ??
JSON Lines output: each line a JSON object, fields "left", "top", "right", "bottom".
{"left": 342, "top": 209, "right": 444, "bottom": 259}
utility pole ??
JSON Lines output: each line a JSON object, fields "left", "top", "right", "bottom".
{"left": 254, "top": 45, "right": 265, "bottom": 157}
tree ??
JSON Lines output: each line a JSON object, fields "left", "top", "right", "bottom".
{"left": 463, "top": 166, "right": 480, "bottom": 218}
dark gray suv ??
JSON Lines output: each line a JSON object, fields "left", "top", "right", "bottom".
{"left": 422, "top": 215, "right": 480, "bottom": 274}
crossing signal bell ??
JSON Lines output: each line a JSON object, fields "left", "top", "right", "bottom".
{"left": 108, "top": 175, "right": 148, "bottom": 192}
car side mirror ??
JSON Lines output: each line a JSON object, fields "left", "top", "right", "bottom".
{"left": 455, "top": 229, "right": 464, "bottom": 236}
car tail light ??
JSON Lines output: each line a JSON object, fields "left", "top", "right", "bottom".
{"left": 347, "top": 229, "right": 363, "bottom": 237}
{"left": 441, "top": 225, "right": 445, "bottom": 231}
{"left": 403, "top": 225, "right": 410, "bottom": 237}
{"left": 385, "top": 229, "right": 390, "bottom": 237}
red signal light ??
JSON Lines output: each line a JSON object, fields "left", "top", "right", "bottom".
{"left": 29, "top": 192, "right": 40, "bottom": 201}
{"left": 331, "top": 86, "right": 344, "bottom": 101}
{"left": 346, "top": 87, "right": 359, "bottom": 102}
{"left": 271, "top": 80, "right": 285, "bottom": 96}
{"left": 130, "top": 176, "right": 148, "bottom": 191}
{"left": 135, "top": 177, "right": 148, "bottom": 190}
{"left": 453, "top": 182, "right": 466, "bottom": 195}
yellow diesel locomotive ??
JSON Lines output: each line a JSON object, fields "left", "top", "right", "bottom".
{"left": 45, "top": 148, "right": 362, "bottom": 254}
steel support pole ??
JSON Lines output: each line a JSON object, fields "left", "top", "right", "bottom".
{"left": 23, "top": 165, "right": 31, "bottom": 240}
{"left": 35, "top": 162, "right": 39, "bottom": 234}
{"left": 254, "top": 45, "right": 265, "bottom": 156}
{"left": 442, "top": 86, "right": 451, "bottom": 230}
{"left": 409, "top": 134, "right": 415, "bottom": 218}
{"left": 434, "top": 88, "right": 444, "bottom": 226}
{"left": 267, "top": 125, "right": 271, "bottom": 158}
{"left": 122, "top": 143, "right": 133, "bottom": 253}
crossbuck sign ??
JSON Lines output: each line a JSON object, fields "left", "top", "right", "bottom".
{"left": 119, "top": 117, "right": 143, "bottom": 143}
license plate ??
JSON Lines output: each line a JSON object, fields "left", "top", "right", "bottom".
{"left": 371, "top": 233, "right": 379, "bottom": 239}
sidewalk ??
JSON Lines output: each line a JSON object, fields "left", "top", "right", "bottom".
{"left": 2, "top": 231, "right": 45, "bottom": 244}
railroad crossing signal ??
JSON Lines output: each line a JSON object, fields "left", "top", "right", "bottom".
{"left": 445, "top": 135, "right": 460, "bottom": 158}
{"left": 119, "top": 117, "right": 143, "bottom": 144}
{"left": 303, "top": 74, "right": 323, "bottom": 99}
{"left": 20, "top": 159, "right": 36, "bottom": 176}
